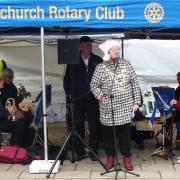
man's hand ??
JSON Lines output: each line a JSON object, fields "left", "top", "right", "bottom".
{"left": 8, "top": 106, "right": 24, "bottom": 120}
{"left": 15, "top": 110, "right": 24, "bottom": 120}
{"left": 8, "top": 106, "right": 17, "bottom": 115}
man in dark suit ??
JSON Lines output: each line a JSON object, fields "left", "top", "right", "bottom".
{"left": 63, "top": 36, "right": 102, "bottom": 161}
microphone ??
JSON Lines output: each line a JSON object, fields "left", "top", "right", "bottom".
{"left": 115, "top": 56, "right": 120, "bottom": 68}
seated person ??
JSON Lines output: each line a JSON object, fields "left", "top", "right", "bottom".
{"left": 131, "top": 109, "right": 145, "bottom": 150}
{"left": 1, "top": 68, "right": 26, "bottom": 106}
{"left": 171, "top": 72, "right": 180, "bottom": 149}
{"left": 1, "top": 68, "right": 35, "bottom": 147}
{"left": 0, "top": 71, "right": 25, "bottom": 146}
{"left": 171, "top": 98, "right": 180, "bottom": 149}
{"left": 171, "top": 99, "right": 180, "bottom": 110}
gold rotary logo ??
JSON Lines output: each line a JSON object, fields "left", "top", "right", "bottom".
{"left": 144, "top": 2, "right": 164, "bottom": 23}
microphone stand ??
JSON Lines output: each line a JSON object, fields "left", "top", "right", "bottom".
{"left": 47, "top": 67, "right": 108, "bottom": 178}
{"left": 101, "top": 58, "right": 140, "bottom": 180}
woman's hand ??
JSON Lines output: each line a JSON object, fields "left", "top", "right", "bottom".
{"left": 133, "top": 104, "right": 139, "bottom": 112}
{"left": 100, "top": 93, "right": 107, "bottom": 102}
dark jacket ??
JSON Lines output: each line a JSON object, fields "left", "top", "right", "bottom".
{"left": 174, "top": 102, "right": 180, "bottom": 111}
{"left": 1, "top": 83, "right": 20, "bottom": 107}
{"left": 63, "top": 52, "right": 102, "bottom": 100}
{"left": 0, "top": 90, "right": 9, "bottom": 119}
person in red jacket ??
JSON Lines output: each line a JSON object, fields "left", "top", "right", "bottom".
{"left": 171, "top": 72, "right": 180, "bottom": 149}
{"left": 171, "top": 99, "right": 180, "bottom": 110}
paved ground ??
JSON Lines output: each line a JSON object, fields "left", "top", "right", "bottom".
{"left": 1, "top": 121, "right": 180, "bottom": 180}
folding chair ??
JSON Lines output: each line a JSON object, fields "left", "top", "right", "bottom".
{"left": 32, "top": 97, "right": 44, "bottom": 146}
{"left": 32, "top": 84, "right": 53, "bottom": 147}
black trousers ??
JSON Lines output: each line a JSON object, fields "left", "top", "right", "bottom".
{"left": 73, "top": 98, "right": 100, "bottom": 155}
{"left": 131, "top": 126, "right": 144, "bottom": 145}
{"left": 102, "top": 123, "right": 131, "bottom": 157}
{"left": 22, "top": 110, "right": 35, "bottom": 147}
{"left": 0, "top": 118, "right": 25, "bottom": 146}
{"left": 0, "top": 110, "right": 34, "bottom": 147}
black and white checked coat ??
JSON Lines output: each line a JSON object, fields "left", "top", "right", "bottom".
{"left": 90, "top": 59, "right": 141, "bottom": 126}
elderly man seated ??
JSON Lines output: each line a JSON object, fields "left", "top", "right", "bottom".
{"left": 0, "top": 68, "right": 35, "bottom": 147}
{"left": 0, "top": 70, "right": 25, "bottom": 146}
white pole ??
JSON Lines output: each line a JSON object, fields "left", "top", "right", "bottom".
{"left": 40, "top": 27, "right": 48, "bottom": 162}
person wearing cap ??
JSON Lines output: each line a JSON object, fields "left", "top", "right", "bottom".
{"left": 90, "top": 39, "right": 141, "bottom": 171}
{"left": 63, "top": 36, "right": 103, "bottom": 161}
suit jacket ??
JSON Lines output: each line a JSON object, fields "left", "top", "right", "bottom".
{"left": 63, "top": 52, "right": 102, "bottom": 100}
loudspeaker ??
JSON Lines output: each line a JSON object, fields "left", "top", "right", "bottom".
{"left": 58, "top": 39, "right": 80, "bottom": 64}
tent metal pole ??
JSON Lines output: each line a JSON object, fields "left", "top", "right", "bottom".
{"left": 40, "top": 27, "right": 48, "bottom": 162}
{"left": 121, "top": 38, "right": 124, "bottom": 59}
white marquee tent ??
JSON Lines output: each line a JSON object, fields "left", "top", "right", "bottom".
{"left": 0, "top": 38, "right": 179, "bottom": 119}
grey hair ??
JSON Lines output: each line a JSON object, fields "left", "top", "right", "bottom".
{"left": 2, "top": 68, "right": 14, "bottom": 76}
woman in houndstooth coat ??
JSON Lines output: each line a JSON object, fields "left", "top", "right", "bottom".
{"left": 90, "top": 39, "right": 141, "bottom": 171}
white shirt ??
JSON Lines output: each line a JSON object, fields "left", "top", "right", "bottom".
{"left": 82, "top": 56, "right": 89, "bottom": 66}
{"left": 81, "top": 55, "right": 90, "bottom": 73}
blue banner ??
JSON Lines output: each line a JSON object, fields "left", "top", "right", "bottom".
{"left": 0, "top": 0, "right": 180, "bottom": 28}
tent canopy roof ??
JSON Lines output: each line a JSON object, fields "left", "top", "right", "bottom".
{"left": 0, "top": 1, "right": 179, "bottom": 40}
{"left": 0, "top": 27, "right": 180, "bottom": 40}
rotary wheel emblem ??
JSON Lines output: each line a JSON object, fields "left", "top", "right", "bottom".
{"left": 144, "top": 3, "right": 164, "bottom": 23}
